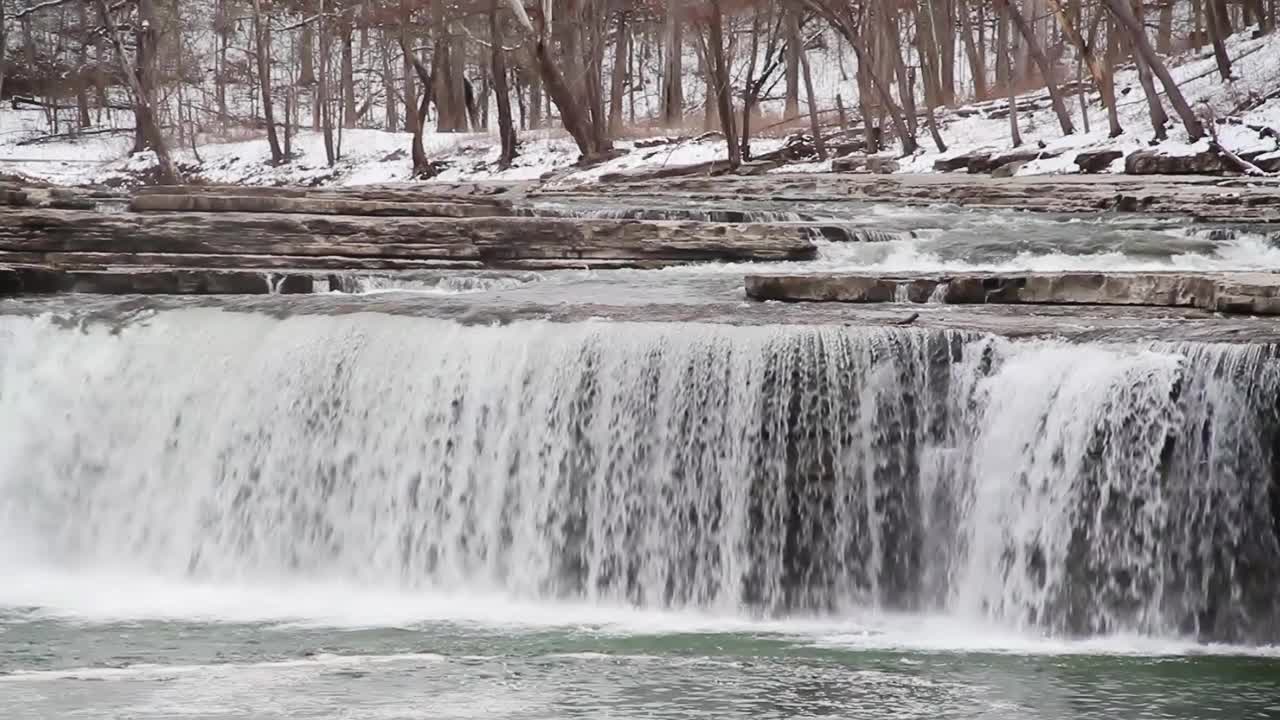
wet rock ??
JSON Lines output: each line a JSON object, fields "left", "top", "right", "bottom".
{"left": 969, "top": 150, "right": 1058, "bottom": 174}
{"left": 1075, "top": 150, "right": 1124, "bottom": 174}
{"left": 806, "top": 227, "right": 907, "bottom": 243}
{"left": 832, "top": 155, "right": 867, "bottom": 173}
{"left": 0, "top": 185, "right": 31, "bottom": 206}
{"left": 991, "top": 161, "right": 1027, "bottom": 178}
{"left": 744, "top": 271, "right": 1280, "bottom": 316}
{"left": 0, "top": 208, "right": 818, "bottom": 274}
{"left": 934, "top": 153, "right": 985, "bottom": 172}
{"left": 1124, "top": 150, "right": 1228, "bottom": 175}
{"left": 597, "top": 159, "right": 736, "bottom": 183}
{"left": 1192, "top": 228, "right": 1238, "bottom": 241}
{"left": 0, "top": 267, "right": 316, "bottom": 295}
{"left": 866, "top": 156, "right": 900, "bottom": 174}
{"left": 734, "top": 160, "right": 781, "bottom": 176}
{"left": 129, "top": 193, "right": 511, "bottom": 218}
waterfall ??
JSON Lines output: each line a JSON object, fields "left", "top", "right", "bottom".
{"left": 0, "top": 310, "right": 1277, "bottom": 643}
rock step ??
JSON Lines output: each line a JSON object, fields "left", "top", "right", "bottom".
{"left": 0, "top": 266, "right": 317, "bottom": 295}
{"left": 130, "top": 183, "right": 515, "bottom": 205}
{"left": 128, "top": 194, "right": 512, "bottom": 217}
{"left": 0, "top": 209, "right": 817, "bottom": 268}
{"left": 744, "top": 271, "right": 1280, "bottom": 316}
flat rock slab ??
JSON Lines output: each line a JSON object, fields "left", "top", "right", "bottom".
{"left": 128, "top": 194, "right": 512, "bottom": 218}
{"left": 744, "top": 271, "right": 1280, "bottom": 316}
{"left": 0, "top": 266, "right": 315, "bottom": 295}
{"left": 1, "top": 208, "right": 817, "bottom": 269}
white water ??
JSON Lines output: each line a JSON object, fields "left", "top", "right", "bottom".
{"left": 0, "top": 310, "right": 1277, "bottom": 646}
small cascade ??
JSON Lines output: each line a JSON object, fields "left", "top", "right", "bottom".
{"left": 340, "top": 272, "right": 543, "bottom": 295}
{"left": 0, "top": 312, "right": 1276, "bottom": 643}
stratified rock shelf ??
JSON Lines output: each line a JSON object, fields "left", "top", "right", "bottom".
{"left": 0, "top": 183, "right": 817, "bottom": 294}
{"left": 745, "top": 271, "right": 1280, "bottom": 316}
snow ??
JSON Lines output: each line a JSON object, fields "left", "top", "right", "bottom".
{"left": 893, "top": 26, "right": 1280, "bottom": 175}
{"left": 5, "top": 24, "right": 1280, "bottom": 186}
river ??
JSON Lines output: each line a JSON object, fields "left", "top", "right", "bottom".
{"left": 1, "top": 195, "right": 1278, "bottom": 719}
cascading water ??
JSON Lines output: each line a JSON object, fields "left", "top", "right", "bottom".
{"left": 0, "top": 310, "right": 1277, "bottom": 644}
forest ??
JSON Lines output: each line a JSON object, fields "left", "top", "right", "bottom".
{"left": 0, "top": 0, "right": 1273, "bottom": 184}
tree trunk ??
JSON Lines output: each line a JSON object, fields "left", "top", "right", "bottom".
{"left": 341, "top": 13, "right": 358, "bottom": 128}
{"left": 958, "top": 0, "right": 987, "bottom": 99}
{"left": 886, "top": 9, "right": 918, "bottom": 137}
{"left": 790, "top": 11, "right": 826, "bottom": 160}
{"left": 804, "top": 0, "right": 916, "bottom": 155}
{"left": 784, "top": 7, "right": 801, "bottom": 119}
{"left": 253, "top": 0, "right": 286, "bottom": 164}
{"left": 707, "top": 0, "right": 739, "bottom": 167}
{"left": 1205, "top": 0, "right": 1234, "bottom": 80}
{"left": 914, "top": 11, "right": 948, "bottom": 151}
{"left": 319, "top": 0, "right": 336, "bottom": 165}
{"left": 998, "top": 2, "right": 1023, "bottom": 147}
{"left": 740, "top": 4, "right": 766, "bottom": 161}
{"left": 529, "top": 67, "right": 543, "bottom": 128}
{"left": 995, "top": 0, "right": 1075, "bottom": 135}
{"left": 399, "top": 30, "right": 433, "bottom": 176}
{"left": 934, "top": 0, "right": 956, "bottom": 105}
{"left": 662, "top": 0, "right": 683, "bottom": 125}
{"left": 301, "top": 24, "right": 316, "bottom": 86}
{"left": 584, "top": 1, "right": 610, "bottom": 150}
{"left": 1047, "top": 0, "right": 1122, "bottom": 136}
{"left": 1103, "top": 0, "right": 1204, "bottom": 139}
{"left": 0, "top": 0, "right": 6, "bottom": 103}
{"left": 1129, "top": 0, "right": 1169, "bottom": 140}
{"left": 1157, "top": 0, "right": 1174, "bottom": 52}
{"left": 94, "top": 0, "right": 179, "bottom": 184}
{"left": 130, "top": 0, "right": 158, "bottom": 153}
{"left": 608, "top": 11, "right": 628, "bottom": 135}
{"left": 400, "top": 0, "right": 417, "bottom": 133}
{"left": 491, "top": 0, "right": 518, "bottom": 168}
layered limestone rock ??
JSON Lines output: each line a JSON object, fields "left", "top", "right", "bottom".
{"left": 0, "top": 204, "right": 818, "bottom": 294}
{"left": 744, "top": 271, "right": 1280, "bottom": 316}
{"left": 0, "top": 266, "right": 316, "bottom": 295}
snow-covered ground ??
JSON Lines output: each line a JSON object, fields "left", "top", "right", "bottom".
{"left": 3, "top": 25, "right": 1280, "bottom": 187}
{"left": 896, "top": 25, "right": 1280, "bottom": 176}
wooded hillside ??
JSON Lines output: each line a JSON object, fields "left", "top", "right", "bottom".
{"left": 0, "top": 0, "right": 1270, "bottom": 183}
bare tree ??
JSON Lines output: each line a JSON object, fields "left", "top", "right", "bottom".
{"left": 253, "top": 0, "right": 286, "bottom": 164}
{"left": 1103, "top": 0, "right": 1205, "bottom": 139}
{"left": 491, "top": 0, "right": 518, "bottom": 168}
{"left": 0, "top": 0, "right": 8, "bottom": 105}
{"left": 93, "top": 0, "right": 179, "bottom": 184}
{"left": 994, "top": 0, "right": 1075, "bottom": 135}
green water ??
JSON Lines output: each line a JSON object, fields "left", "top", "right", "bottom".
{"left": 2, "top": 609, "right": 1277, "bottom": 719}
